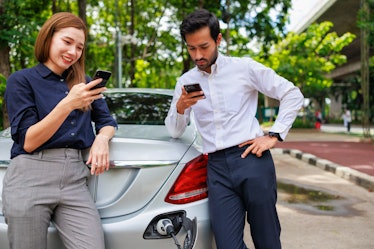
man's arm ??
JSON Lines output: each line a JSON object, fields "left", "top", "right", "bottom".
{"left": 165, "top": 87, "right": 190, "bottom": 138}
{"left": 165, "top": 86, "right": 205, "bottom": 138}
{"left": 269, "top": 86, "right": 304, "bottom": 140}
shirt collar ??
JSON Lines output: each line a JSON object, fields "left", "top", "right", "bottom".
{"left": 35, "top": 63, "right": 68, "bottom": 79}
{"left": 212, "top": 52, "right": 224, "bottom": 74}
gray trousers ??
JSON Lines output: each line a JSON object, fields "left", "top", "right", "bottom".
{"left": 2, "top": 148, "right": 105, "bottom": 249}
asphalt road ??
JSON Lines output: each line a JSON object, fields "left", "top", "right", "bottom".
{"left": 243, "top": 150, "right": 374, "bottom": 249}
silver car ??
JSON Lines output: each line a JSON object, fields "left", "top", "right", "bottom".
{"left": 0, "top": 88, "right": 213, "bottom": 249}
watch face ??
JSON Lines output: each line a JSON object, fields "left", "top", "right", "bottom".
{"left": 269, "top": 132, "right": 282, "bottom": 141}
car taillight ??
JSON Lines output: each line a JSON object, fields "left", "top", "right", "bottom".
{"left": 165, "top": 154, "right": 208, "bottom": 204}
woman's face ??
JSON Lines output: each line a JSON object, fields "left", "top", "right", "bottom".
{"left": 44, "top": 27, "right": 85, "bottom": 75}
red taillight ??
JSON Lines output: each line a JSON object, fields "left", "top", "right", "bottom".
{"left": 165, "top": 154, "right": 208, "bottom": 204}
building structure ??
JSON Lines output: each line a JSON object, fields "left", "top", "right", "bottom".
{"left": 290, "top": 0, "right": 373, "bottom": 119}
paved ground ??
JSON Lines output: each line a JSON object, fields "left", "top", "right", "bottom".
{"left": 242, "top": 124, "right": 374, "bottom": 249}
{"left": 274, "top": 125, "right": 374, "bottom": 191}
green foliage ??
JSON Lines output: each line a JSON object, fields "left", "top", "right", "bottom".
{"left": 133, "top": 59, "right": 177, "bottom": 89}
{"left": 218, "top": 0, "right": 292, "bottom": 54}
{"left": 291, "top": 118, "right": 315, "bottom": 129}
{"left": 357, "top": 0, "right": 374, "bottom": 47}
{"left": 256, "top": 21, "right": 356, "bottom": 106}
{"left": 0, "top": 0, "right": 51, "bottom": 71}
{"left": 1, "top": 0, "right": 293, "bottom": 89}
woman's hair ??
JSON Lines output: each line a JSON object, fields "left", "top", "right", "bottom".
{"left": 34, "top": 12, "right": 88, "bottom": 85}
{"left": 180, "top": 9, "right": 220, "bottom": 43}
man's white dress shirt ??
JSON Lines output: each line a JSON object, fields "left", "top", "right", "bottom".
{"left": 165, "top": 53, "right": 304, "bottom": 154}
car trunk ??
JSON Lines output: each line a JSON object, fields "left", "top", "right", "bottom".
{"left": 0, "top": 125, "right": 197, "bottom": 218}
{"left": 86, "top": 125, "right": 197, "bottom": 218}
{"left": 87, "top": 137, "right": 192, "bottom": 218}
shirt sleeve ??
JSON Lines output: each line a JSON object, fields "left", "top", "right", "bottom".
{"left": 5, "top": 71, "right": 39, "bottom": 145}
{"left": 85, "top": 75, "right": 117, "bottom": 132}
{"left": 271, "top": 86, "right": 304, "bottom": 140}
{"left": 249, "top": 59, "right": 304, "bottom": 140}
{"left": 164, "top": 83, "right": 191, "bottom": 138}
{"left": 91, "top": 97, "right": 118, "bottom": 133}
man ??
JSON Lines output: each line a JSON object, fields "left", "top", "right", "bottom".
{"left": 165, "top": 9, "right": 304, "bottom": 249}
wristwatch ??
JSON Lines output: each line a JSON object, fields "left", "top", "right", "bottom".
{"left": 268, "top": 132, "right": 283, "bottom": 142}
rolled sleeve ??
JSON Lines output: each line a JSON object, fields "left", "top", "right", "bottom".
{"left": 91, "top": 97, "right": 118, "bottom": 133}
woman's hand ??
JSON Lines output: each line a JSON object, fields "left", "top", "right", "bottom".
{"left": 86, "top": 134, "right": 111, "bottom": 175}
{"left": 63, "top": 78, "right": 105, "bottom": 111}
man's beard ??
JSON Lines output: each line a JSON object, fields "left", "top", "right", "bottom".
{"left": 195, "top": 48, "right": 218, "bottom": 71}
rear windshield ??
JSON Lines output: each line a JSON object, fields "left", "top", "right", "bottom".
{"left": 104, "top": 92, "right": 172, "bottom": 125}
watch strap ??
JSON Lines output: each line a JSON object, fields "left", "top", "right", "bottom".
{"left": 268, "top": 132, "right": 283, "bottom": 142}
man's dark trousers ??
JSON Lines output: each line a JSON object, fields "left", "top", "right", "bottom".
{"left": 207, "top": 145, "right": 281, "bottom": 249}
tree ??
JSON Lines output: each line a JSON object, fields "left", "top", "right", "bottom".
{"left": 0, "top": 0, "right": 51, "bottom": 129}
{"left": 256, "top": 21, "right": 356, "bottom": 113}
{"left": 219, "top": 0, "right": 292, "bottom": 55}
{"left": 168, "top": 0, "right": 292, "bottom": 73}
{"left": 0, "top": 0, "right": 294, "bottom": 129}
{"left": 358, "top": 0, "right": 373, "bottom": 138}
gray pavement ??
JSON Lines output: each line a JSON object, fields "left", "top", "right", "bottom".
{"left": 242, "top": 124, "right": 374, "bottom": 248}
{"left": 245, "top": 150, "right": 374, "bottom": 249}
{"left": 275, "top": 124, "right": 374, "bottom": 190}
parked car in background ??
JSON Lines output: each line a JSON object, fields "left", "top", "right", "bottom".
{"left": 0, "top": 88, "right": 213, "bottom": 249}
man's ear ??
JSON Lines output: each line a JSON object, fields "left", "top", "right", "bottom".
{"left": 216, "top": 33, "right": 222, "bottom": 46}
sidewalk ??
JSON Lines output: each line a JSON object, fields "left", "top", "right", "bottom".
{"left": 273, "top": 124, "right": 374, "bottom": 191}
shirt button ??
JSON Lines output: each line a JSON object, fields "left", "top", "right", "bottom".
{"left": 71, "top": 133, "right": 75, "bottom": 136}
{"left": 65, "top": 91, "right": 68, "bottom": 95}
{"left": 71, "top": 121, "right": 75, "bottom": 125}
{"left": 60, "top": 79, "right": 64, "bottom": 82}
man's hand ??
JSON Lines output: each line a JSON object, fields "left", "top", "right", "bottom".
{"left": 176, "top": 87, "right": 205, "bottom": 114}
{"left": 239, "top": 135, "right": 278, "bottom": 158}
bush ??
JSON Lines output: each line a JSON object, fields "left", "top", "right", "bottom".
{"left": 291, "top": 118, "right": 315, "bottom": 128}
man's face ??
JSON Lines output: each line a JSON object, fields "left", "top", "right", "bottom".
{"left": 185, "top": 26, "right": 222, "bottom": 73}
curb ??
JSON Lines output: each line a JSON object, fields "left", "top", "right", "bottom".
{"left": 272, "top": 148, "right": 374, "bottom": 191}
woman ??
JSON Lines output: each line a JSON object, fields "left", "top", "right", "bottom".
{"left": 3, "top": 12, "right": 117, "bottom": 249}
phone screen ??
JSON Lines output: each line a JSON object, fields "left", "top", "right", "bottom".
{"left": 184, "top": 83, "right": 205, "bottom": 98}
{"left": 91, "top": 70, "right": 112, "bottom": 89}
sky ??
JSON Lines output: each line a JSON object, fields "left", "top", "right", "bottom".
{"left": 287, "top": 0, "right": 333, "bottom": 32}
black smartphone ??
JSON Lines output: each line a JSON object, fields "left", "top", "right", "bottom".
{"left": 184, "top": 83, "right": 205, "bottom": 98}
{"left": 91, "top": 70, "right": 112, "bottom": 89}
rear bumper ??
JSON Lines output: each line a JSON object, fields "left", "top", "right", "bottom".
{"left": 0, "top": 201, "right": 213, "bottom": 249}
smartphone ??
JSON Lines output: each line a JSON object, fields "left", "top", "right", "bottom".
{"left": 184, "top": 83, "right": 205, "bottom": 98}
{"left": 91, "top": 70, "right": 112, "bottom": 89}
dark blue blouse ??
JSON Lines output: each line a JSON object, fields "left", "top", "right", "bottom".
{"left": 5, "top": 63, "right": 117, "bottom": 159}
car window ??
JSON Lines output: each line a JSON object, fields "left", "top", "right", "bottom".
{"left": 104, "top": 92, "right": 172, "bottom": 125}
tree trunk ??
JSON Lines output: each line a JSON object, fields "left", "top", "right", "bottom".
{"left": 0, "top": 44, "right": 11, "bottom": 129}
{"left": 225, "top": 0, "right": 231, "bottom": 55}
{"left": 130, "top": 0, "right": 135, "bottom": 84}
{"left": 360, "top": 0, "right": 371, "bottom": 138}
{"left": 78, "top": 0, "right": 87, "bottom": 25}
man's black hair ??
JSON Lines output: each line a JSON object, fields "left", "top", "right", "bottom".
{"left": 180, "top": 9, "right": 220, "bottom": 42}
